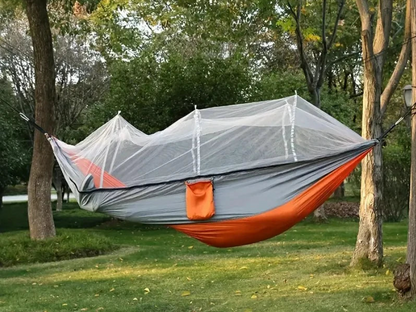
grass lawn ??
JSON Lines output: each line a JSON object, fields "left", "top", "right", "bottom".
{"left": 0, "top": 202, "right": 414, "bottom": 312}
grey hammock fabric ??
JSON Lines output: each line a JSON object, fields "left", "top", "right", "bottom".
{"left": 49, "top": 94, "right": 375, "bottom": 224}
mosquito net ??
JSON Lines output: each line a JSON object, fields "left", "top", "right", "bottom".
{"left": 52, "top": 95, "right": 367, "bottom": 188}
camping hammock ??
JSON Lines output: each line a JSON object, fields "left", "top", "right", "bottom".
{"left": 49, "top": 95, "right": 377, "bottom": 248}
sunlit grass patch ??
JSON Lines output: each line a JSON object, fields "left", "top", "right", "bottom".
{"left": 0, "top": 202, "right": 415, "bottom": 311}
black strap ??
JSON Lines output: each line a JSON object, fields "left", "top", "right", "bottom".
{"left": 377, "top": 103, "right": 416, "bottom": 142}
{"left": 0, "top": 97, "right": 49, "bottom": 136}
{"left": 19, "top": 112, "right": 48, "bottom": 136}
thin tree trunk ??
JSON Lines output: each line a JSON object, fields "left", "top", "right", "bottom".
{"left": 56, "top": 183, "right": 63, "bottom": 212}
{"left": 310, "top": 87, "right": 327, "bottom": 221}
{"left": 312, "top": 88, "right": 322, "bottom": 109}
{"left": 406, "top": 0, "right": 416, "bottom": 297}
{"left": 25, "top": 0, "right": 56, "bottom": 240}
{"left": 52, "top": 165, "right": 63, "bottom": 211}
{"left": 333, "top": 181, "right": 345, "bottom": 198}
{"left": 0, "top": 186, "right": 4, "bottom": 211}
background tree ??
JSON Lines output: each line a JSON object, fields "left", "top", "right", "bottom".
{"left": 351, "top": 0, "right": 410, "bottom": 266}
{"left": 0, "top": 8, "right": 108, "bottom": 211}
{"left": 405, "top": 0, "right": 416, "bottom": 297}
{"left": 278, "top": 0, "right": 350, "bottom": 220}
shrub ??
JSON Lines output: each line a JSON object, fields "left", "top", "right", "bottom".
{"left": 0, "top": 230, "right": 118, "bottom": 267}
{"left": 343, "top": 140, "right": 410, "bottom": 222}
{"left": 382, "top": 144, "right": 410, "bottom": 222}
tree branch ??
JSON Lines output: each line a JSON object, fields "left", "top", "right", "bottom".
{"left": 287, "top": 0, "right": 314, "bottom": 87}
{"left": 373, "top": 0, "right": 392, "bottom": 68}
{"left": 355, "top": 0, "right": 377, "bottom": 74}
{"left": 327, "top": 0, "right": 346, "bottom": 50}
{"left": 380, "top": 0, "right": 411, "bottom": 116}
{"left": 328, "top": 51, "right": 361, "bottom": 67}
{"left": 322, "top": 0, "right": 328, "bottom": 54}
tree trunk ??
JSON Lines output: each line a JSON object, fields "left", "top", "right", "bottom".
{"left": 312, "top": 87, "right": 322, "bottom": 109}
{"left": 406, "top": 0, "right": 416, "bottom": 297}
{"left": 52, "top": 165, "right": 63, "bottom": 212}
{"left": 333, "top": 181, "right": 345, "bottom": 198}
{"left": 0, "top": 186, "right": 4, "bottom": 211}
{"left": 25, "top": 0, "right": 56, "bottom": 240}
{"left": 55, "top": 181, "right": 63, "bottom": 212}
{"left": 310, "top": 87, "right": 327, "bottom": 221}
{"left": 351, "top": 48, "right": 383, "bottom": 266}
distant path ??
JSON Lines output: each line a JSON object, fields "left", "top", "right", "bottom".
{"left": 3, "top": 193, "right": 76, "bottom": 204}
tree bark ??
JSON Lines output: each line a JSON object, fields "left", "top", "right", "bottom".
{"left": 351, "top": 22, "right": 384, "bottom": 265}
{"left": 25, "top": 0, "right": 56, "bottom": 240}
{"left": 406, "top": 0, "right": 416, "bottom": 297}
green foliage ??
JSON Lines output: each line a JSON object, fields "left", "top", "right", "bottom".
{"left": 381, "top": 128, "right": 411, "bottom": 222}
{"left": 250, "top": 70, "right": 307, "bottom": 101}
{"left": 101, "top": 50, "right": 253, "bottom": 133}
{"left": 3, "top": 184, "right": 27, "bottom": 196}
{"left": 0, "top": 78, "right": 30, "bottom": 193}
{"left": 0, "top": 230, "right": 117, "bottom": 267}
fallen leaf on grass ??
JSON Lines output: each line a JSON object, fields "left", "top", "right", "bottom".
{"left": 80, "top": 309, "right": 88, "bottom": 311}
{"left": 62, "top": 303, "right": 67, "bottom": 306}
{"left": 386, "top": 269, "right": 390, "bottom": 275}
{"left": 144, "top": 288, "right": 150, "bottom": 294}
{"left": 96, "top": 308, "right": 104, "bottom": 311}
{"left": 186, "top": 277, "right": 192, "bottom": 281}
{"left": 363, "top": 296, "right": 375, "bottom": 303}
{"left": 235, "top": 290, "right": 241, "bottom": 296}
{"left": 94, "top": 294, "right": 100, "bottom": 297}
{"left": 181, "top": 291, "right": 191, "bottom": 296}
{"left": 297, "top": 286, "right": 308, "bottom": 291}
{"left": 188, "top": 246, "right": 193, "bottom": 249}
{"left": 240, "top": 266, "right": 248, "bottom": 270}
{"left": 109, "top": 288, "right": 115, "bottom": 292}
{"left": 133, "top": 298, "right": 138, "bottom": 301}
{"left": 251, "top": 294, "right": 257, "bottom": 299}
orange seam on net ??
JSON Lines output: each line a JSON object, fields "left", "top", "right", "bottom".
{"left": 171, "top": 149, "right": 372, "bottom": 248}
{"left": 70, "top": 155, "right": 125, "bottom": 188}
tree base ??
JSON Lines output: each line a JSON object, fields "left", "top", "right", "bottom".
{"left": 313, "top": 204, "right": 327, "bottom": 223}
{"left": 393, "top": 263, "right": 411, "bottom": 296}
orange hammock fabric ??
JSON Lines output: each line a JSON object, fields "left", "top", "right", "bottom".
{"left": 170, "top": 149, "right": 370, "bottom": 248}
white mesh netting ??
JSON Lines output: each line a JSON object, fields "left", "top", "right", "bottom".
{"left": 54, "top": 95, "right": 366, "bottom": 187}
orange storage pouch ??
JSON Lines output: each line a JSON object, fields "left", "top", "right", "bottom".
{"left": 185, "top": 180, "right": 215, "bottom": 221}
